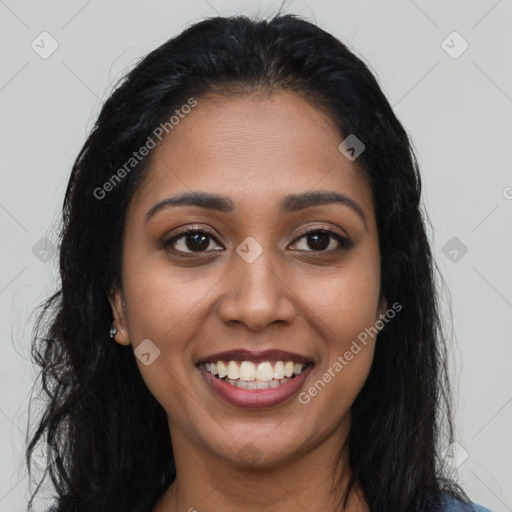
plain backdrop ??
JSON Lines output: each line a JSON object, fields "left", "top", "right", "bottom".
{"left": 1, "top": 1, "right": 511, "bottom": 511}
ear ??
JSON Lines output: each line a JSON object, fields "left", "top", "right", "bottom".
{"left": 108, "top": 287, "right": 130, "bottom": 346}
{"left": 376, "top": 294, "right": 388, "bottom": 322}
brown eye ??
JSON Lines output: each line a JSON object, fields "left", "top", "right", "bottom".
{"left": 164, "top": 229, "right": 223, "bottom": 254}
{"left": 293, "top": 229, "right": 353, "bottom": 252}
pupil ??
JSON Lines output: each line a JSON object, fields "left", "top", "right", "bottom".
{"left": 184, "top": 231, "right": 331, "bottom": 252}
{"left": 308, "top": 232, "right": 329, "bottom": 251}
{"left": 187, "top": 232, "right": 209, "bottom": 251}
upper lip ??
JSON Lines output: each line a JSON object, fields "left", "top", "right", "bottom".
{"left": 196, "top": 349, "right": 313, "bottom": 365}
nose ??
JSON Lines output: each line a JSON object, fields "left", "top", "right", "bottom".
{"left": 217, "top": 245, "right": 296, "bottom": 332}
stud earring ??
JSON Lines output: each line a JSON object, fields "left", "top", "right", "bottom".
{"left": 109, "top": 325, "right": 117, "bottom": 338}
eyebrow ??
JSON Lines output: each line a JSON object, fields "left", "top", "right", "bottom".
{"left": 145, "top": 190, "right": 367, "bottom": 229}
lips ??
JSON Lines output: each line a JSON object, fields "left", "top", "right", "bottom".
{"left": 198, "top": 363, "right": 314, "bottom": 408}
{"left": 195, "top": 348, "right": 314, "bottom": 408}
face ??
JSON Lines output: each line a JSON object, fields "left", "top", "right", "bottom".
{"left": 110, "top": 90, "right": 387, "bottom": 469}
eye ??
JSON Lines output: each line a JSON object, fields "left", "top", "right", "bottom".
{"left": 163, "top": 229, "right": 223, "bottom": 254}
{"left": 163, "top": 227, "right": 353, "bottom": 255}
{"left": 292, "top": 228, "right": 353, "bottom": 252}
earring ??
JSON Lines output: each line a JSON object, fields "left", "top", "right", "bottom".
{"left": 109, "top": 325, "right": 117, "bottom": 338}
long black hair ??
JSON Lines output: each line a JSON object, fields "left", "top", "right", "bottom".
{"left": 26, "top": 12, "right": 469, "bottom": 512}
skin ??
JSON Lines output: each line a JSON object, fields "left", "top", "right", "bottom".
{"left": 109, "top": 90, "right": 387, "bottom": 512}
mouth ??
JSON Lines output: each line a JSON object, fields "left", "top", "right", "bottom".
{"left": 195, "top": 349, "right": 315, "bottom": 408}
{"left": 198, "top": 360, "right": 314, "bottom": 390}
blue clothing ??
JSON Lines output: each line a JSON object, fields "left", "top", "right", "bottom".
{"left": 440, "top": 493, "right": 492, "bottom": 511}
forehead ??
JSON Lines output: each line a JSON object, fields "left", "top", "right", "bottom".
{"left": 130, "top": 91, "right": 374, "bottom": 222}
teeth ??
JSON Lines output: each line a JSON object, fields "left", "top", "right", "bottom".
{"left": 217, "top": 361, "right": 228, "bottom": 378}
{"left": 239, "top": 361, "right": 256, "bottom": 380}
{"left": 226, "top": 377, "right": 291, "bottom": 390}
{"left": 273, "top": 361, "right": 285, "bottom": 379}
{"left": 256, "top": 362, "right": 274, "bottom": 381}
{"left": 227, "top": 361, "right": 239, "bottom": 379}
{"left": 202, "top": 360, "right": 308, "bottom": 381}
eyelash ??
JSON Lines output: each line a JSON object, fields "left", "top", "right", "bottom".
{"left": 162, "top": 226, "right": 353, "bottom": 255}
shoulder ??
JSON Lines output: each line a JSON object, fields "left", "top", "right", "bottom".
{"left": 439, "top": 493, "right": 493, "bottom": 512}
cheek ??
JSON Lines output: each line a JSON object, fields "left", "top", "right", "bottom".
{"left": 121, "top": 264, "right": 203, "bottom": 415}
{"left": 301, "top": 257, "right": 381, "bottom": 338}
{"left": 298, "top": 256, "right": 380, "bottom": 399}
{"left": 300, "top": 279, "right": 379, "bottom": 416}
{"left": 122, "top": 251, "right": 212, "bottom": 343}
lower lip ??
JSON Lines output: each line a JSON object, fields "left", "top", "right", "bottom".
{"left": 198, "top": 364, "right": 314, "bottom": 409}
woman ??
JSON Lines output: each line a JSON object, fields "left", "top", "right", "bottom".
{"left": 26, "top": 13, "right": 492, "bottom": 512}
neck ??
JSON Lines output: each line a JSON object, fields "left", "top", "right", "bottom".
{"left": 152, "top": 416, "right": 368, "bottom": 512}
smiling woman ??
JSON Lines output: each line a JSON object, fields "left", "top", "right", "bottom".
{"left": 26, "top": 12, "right": 491, "bottom": 512}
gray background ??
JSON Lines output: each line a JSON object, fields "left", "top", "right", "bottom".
{"left": 1, "top": 0, "right": 511, "bottom": 511}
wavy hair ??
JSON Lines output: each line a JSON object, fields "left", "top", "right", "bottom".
{"left": 26, "top": 13, "right": 468, "bottom": 512}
